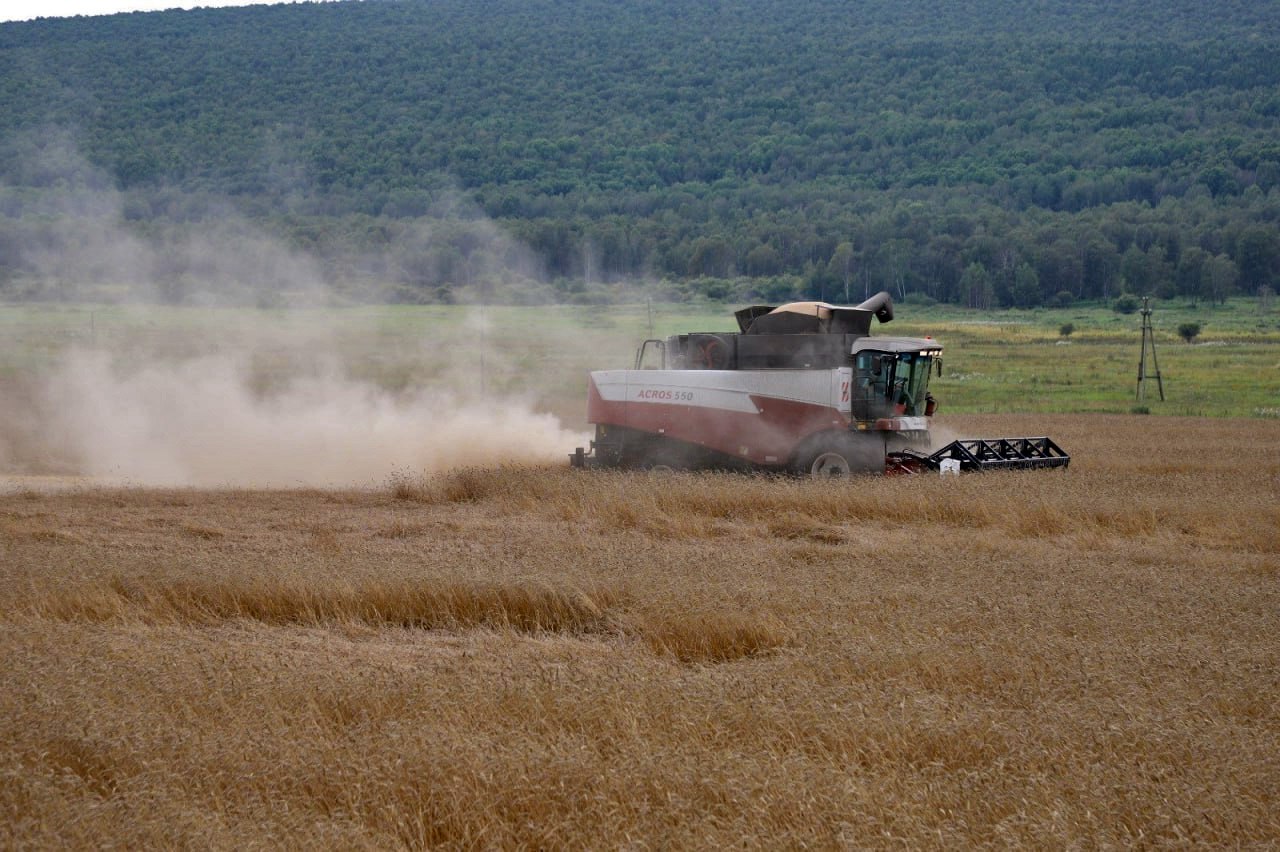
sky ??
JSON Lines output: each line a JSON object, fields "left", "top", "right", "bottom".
{"left": 0, "top": 0, "right": 297, "bottom": 23}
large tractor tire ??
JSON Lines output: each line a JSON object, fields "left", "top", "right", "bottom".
{"left": 797, "top": 432, "right": 885, "bottom": 478}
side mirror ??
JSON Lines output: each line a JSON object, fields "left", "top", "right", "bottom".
{"left": 935, "top": 358, "right": 943, "bottom": 378}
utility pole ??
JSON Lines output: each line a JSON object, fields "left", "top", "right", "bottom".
{"left": 1136, "top": 296, "right": 1164, "bottom": 402}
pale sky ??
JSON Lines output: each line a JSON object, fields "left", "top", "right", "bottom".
{"left": 0, "top": 0, "right": 297, "bottom": 23}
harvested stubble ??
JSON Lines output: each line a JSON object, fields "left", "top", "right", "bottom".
{"left": 1, "top": 414, "right": 1278, "bottom": 848}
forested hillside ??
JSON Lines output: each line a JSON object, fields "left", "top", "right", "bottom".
{"left": 2, "top": 0, "right": 1280, "bottom": 305}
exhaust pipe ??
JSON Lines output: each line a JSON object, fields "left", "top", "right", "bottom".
{"left": 855, "top": 291, "right": 894, "bottom": 324}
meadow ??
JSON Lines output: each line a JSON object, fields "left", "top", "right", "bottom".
{"left": 2, "top": 296, "right": 1278, "bottom": 434}
{"left": 1, "top": 299, "right": 1278, "bottom": 847}
{"left": 1, "top": 414, "right": 1277, "bottom": 846}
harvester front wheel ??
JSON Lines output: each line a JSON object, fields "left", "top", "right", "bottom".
{"left": 798, "top": 433, "right": 884, "bottom": 478}
{"left": 809, "top": 451, "right": 852, "bottom": 477}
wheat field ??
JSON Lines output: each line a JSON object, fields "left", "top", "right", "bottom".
{"left": 1, "top": 413, "right": 1277, "bottom": 848}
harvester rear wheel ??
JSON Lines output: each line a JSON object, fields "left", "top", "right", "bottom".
{"left": 642, "top": 451, "right": 680, "bottom": 473}
{"left": 634, "top": 439, "right": 693, "bottom": 472}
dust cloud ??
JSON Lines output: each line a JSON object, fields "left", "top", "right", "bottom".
{"left": 17, "top": 350, "right": 580, "bottom": 487}
{"left": 925, "top": 423, "right": 962, "bottom": 451}
{"left": 1, "top": 142, "right": 590, "bottom": 487}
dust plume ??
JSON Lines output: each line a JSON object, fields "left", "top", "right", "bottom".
{"left": 926, "top": 422, "right": 963, "bottom": 451}
{"left": 14, "top": 349, "right": 583, "bottom": 488}
{"left": 0, "top": 140, "right": 589, "bottom": 487}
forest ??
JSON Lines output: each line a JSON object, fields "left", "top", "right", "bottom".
{"left": 1, "top": 0, "right": 1279, "bottom": 305}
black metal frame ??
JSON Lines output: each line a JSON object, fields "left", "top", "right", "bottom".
{"left": 892, "top": 437, "right": 1070, "bottom": 472}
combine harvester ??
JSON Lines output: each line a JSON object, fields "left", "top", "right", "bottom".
{"left": 570, "top": 292, "right": 1068, "bottom": 476}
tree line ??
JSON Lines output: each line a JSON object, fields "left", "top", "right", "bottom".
{"left": 1, "top": 0, "right": 1278, "bottom": 305}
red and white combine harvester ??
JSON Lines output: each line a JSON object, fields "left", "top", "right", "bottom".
{"left": 570, "top": 292, "right": 1068, "bottom": 476}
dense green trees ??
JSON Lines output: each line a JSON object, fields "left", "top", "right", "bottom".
{"left": 1, "top": 0, "right": 1278, "bottom": 304}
